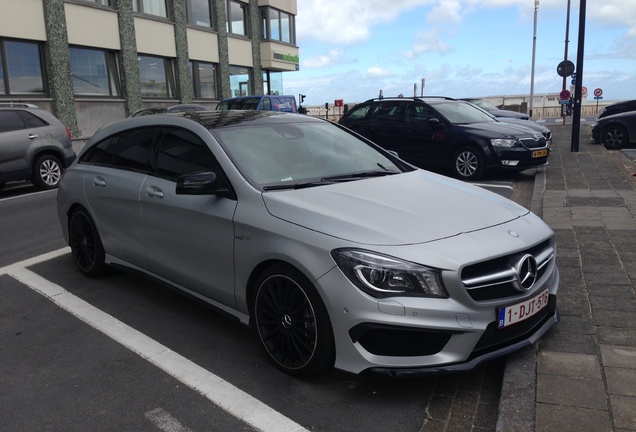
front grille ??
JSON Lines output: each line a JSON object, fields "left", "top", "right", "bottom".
{"left": 461, "top": 238, "right": 555, "bottom": 302}
{"left": 519, "top": 137, "right": 547, "bottom": 149}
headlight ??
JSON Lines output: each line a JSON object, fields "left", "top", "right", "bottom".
{"left": 491, "top": 138, "right": 518, "bottom": 148}
{"left": 331, "top": 249, "right": 448, "bottom": 298}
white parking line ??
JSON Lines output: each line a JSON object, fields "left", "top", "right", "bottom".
{"left": 2, "top": 249, "right": 309, "bottom": 432}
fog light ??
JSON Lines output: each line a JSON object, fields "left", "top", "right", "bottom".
{"left": 501, "top": 160, "right": 520, "bottom": 166}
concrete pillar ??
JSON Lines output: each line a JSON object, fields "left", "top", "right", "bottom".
{"left": 172, "top": 0, "right": 193, "bottom": 103}
{"left": 214, "top": 0, "right": 231, "bottom": 99}
{"left": 116, "top": 0, "right": 141, "bottom": 115}
{"left": 42, "top": 0, "right": 78, "bottom": 135}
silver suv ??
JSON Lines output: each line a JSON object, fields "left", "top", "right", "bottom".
{"left": 0, "top": 103, "right": 76, "bottom": 190}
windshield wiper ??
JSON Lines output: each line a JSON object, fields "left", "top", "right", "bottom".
{"left": 321, "top": 169, "right": 398, "bottom": 182}
{"left": 263, "top": 179, "right": 337, "bottom": 191}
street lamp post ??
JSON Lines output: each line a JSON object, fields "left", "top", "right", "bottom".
{"left": 529, "top": 0, "right": 539, "bottom": 118}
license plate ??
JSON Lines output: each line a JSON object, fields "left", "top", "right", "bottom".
{"left": 533, "top": 149, "right": 548, "bottom": 158}
{"left": 497, "top": 288, "right": 549, "bottom": 329}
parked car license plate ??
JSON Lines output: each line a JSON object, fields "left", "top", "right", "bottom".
{"left": 533, "top": 149, "right": 548, "bottom": 158}
{"left": 497, "top": 288, "right": 549, "bottom": 329}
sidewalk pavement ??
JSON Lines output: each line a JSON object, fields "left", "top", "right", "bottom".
{"left": 497, "top": 124, "right": 636, "bottom": 432}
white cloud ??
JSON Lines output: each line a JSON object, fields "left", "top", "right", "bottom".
{"left": 366, "top": 67, "right": 392, "bottom": 77}
{"left": 297, "top": 0, "right": 432, "bottom": 45}
{"left": 302, "top": 49, "right": 345, "bottom": 69}
{"left": 427, "top": 0, "right": 462, "bottom": 24}
{"left": 403, "top": 30, "right": 453, "bottom": 58}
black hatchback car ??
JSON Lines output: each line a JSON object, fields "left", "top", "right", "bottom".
{"left": 339, "top": 97, "right": 550, "bottom": 180}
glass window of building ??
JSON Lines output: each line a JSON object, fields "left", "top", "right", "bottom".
{"left": 187, "top": 0, "right": 214, "bottom": 27}
{"left": 229, "top": 65, "right": 250, "bottom": 97}
{"left": 227, "top": 1, "right": 247, "bottom": 36}
{"left": 0, "top": 39, "right": 45, "bottom": 95}
{"left": 190, "top": 61, "right": 218, "bottom": 99}
{"left": 133, "top": 0, "right": 167, "bottom": 18}
{"left": 261, "top": 7, "right": 295, "bottom": 44}
{"left": 138, "top": 55, "right": 175, "bottom": 98}
{"left": 262, "top": 71, "right": 283, "bottom": 96}
{"left": 70, "top": 47, "right": 120, "bottom": 96}
{"left": 84, "top": 0, "right": 111, "bottom": 6}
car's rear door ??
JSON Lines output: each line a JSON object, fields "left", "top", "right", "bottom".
{"left": 79, "top": 127, "right": 154, "bottom": 269}
{"left": 141, "top": 127, "right": 238, "bottom": 308}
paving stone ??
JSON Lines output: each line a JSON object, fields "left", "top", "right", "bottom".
{"left": 537, "top": 351, "right": 601, "bottom": 379}
{"left": 610, "top": 395, "right": 636, "bottom": 430}
{"left": 535, "top": 403, "right": 611, "bottom": 432}
{"left": 597, "top": 326, "right": 636, "bottom": 346}
{"left": 586, "top": 284, "right": 635, "bottom": 298}
{"left": 537, "top": 374, "right": 607, "bottom": 410}
{"left": 600, "top": 345, "right": 636, "bottom": 368}
{"left": 605, "top": 367, "right": 636, "bottom": 397}
{"left": 590, "top": 296, "right": 636, "bottom": 312}
{"left": 593, "top": 309, "right": 636, "bottom": 328}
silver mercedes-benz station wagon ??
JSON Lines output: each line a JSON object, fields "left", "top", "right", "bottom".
{"left": 57, "top": 110, "right": 559, "bottom": 377}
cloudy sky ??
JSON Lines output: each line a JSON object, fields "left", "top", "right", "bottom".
{"left": 285, "top": 0, "right": 636, "bottom": 107}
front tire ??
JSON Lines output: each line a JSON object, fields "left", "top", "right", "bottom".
{"left": 32, "top": 154, "right": 63, "bottom": 190}
{"left": 601, "top": 125, "right": 628, "bottom": 150}
{"left": 69, "top": 208, "right": 107, "bottom": 277}
{"left": 253, "top": 264, "right": 335, "bottom": 377}
{"left": 452, "top": 146, "right": 484, "bottom": 180}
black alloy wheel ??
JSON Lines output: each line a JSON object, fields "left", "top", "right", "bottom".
{"left": 69, "top": 208, "right": 107, "bottom": 277}
{"left": 253, "top": 264, "right": 335, "bottom": 377}
{"left": 602, "top": 125, "right": 628, "bottom": 150}
{"left": 453, "top": 146, "right": 484, "bottom": 180}
{"left": 32, "top": 154, "right": 63, "bottom": 190}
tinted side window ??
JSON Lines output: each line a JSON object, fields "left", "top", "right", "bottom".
{"left": 346, "top": 105, "right": 370, "bottom": 120}
{"left": 81, "top": 127, "right": 155, "bottom": 171}
{"left": 0, "top": 110, "right": 25, "bottom": 132}
{"left": 372, "top": 103, "right": 405, "bottom": 126}
{"left": 407, "top": 105, "right": 435, "bottom": 125}
{"left": 153, "top": 128, "right": 219, "bottom": 180}
{"left": 261, "top": 97, "right": 271, "bottom": 110}
{"left": 18, "top": 111, "right": 48, "bottom": 128}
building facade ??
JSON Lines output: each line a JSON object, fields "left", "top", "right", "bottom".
{"left": 0, "top": 0, "right": 299, "bottom": 137}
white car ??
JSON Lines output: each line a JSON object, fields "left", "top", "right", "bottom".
{"left": 57, "top": 110, "right": 559, "bottom": 377}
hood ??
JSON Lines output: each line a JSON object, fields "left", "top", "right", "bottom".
{"left": 262, "top": 171, "right": 529, "bottom": 246}
{"left": 456, "top": 121, "right": 542, "bottom": 139}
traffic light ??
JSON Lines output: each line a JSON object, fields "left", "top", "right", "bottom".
{"left": 299, "top": 94, "right": 306, "bottom": 104}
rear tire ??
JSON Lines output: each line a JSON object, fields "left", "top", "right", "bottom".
{"left": 32, "top": 154, "right": 63, "bottom": 190}
{"left": 253, "top": 264, "right": 335, "bottom": 377}
{"left": 452, "top": 146, "right": 484, "bottom": 180}
{"left": 601, "top": 125, "right": 628, "bottom": 150}
{"left": 69, "top": 208, "right": 107, "bottom": 277}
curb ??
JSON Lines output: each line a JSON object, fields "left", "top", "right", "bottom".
{"left": 495, "top": 165, "right": 546, "bottom": 432}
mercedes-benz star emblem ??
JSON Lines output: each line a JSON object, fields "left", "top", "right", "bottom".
{"left": 513, "top": 254, "right": 538, "bottom": 292}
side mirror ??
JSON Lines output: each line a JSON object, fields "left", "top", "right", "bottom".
{"left": 427, "top": 118, "right": 442, "bottom": 128}
{"left": 176, "top": 171, "right": 231, "bottom": 197}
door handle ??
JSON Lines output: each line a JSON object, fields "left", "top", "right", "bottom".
{"left": 93, "top": 176, "right": 106, "bottom": 187}
{"left": 28, "top": 134, "right": 39, "bottom": 140}
{"left": 146, "top": 185, "right": 164, "bottom": 199}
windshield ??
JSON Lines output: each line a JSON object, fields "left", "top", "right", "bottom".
{"left": 213, "top": 121, "right": 405, "bottom": 188}
{"left": 217, "top": 97, "right": 261, "bottom": 110}
{"left": 434, "top": 102, "right": 497, "bottom": 125}
{"left": 472, "top": 100, "right": 498, "bottom": 111}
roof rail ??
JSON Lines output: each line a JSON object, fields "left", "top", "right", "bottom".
{"left": 0, "top": 102, "right": 40, "bottom": 108}
{"left": 362, "top": 96, "right": 457, "bottom": 103}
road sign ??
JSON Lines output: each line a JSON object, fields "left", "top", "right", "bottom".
{"left": 557, "top": 60, "right": 575, "bottom": 77}
{"left": 594, "top": 88, "right": 603, "bottom": 97}
{"left": 582, "top": 86, "right": 588, "bottom": 97}
{"left": 560, "top": 89, "right": 571, "bottom": 100}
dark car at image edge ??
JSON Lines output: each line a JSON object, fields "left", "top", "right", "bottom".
{"left": 592, "top": 110, "right": 636, "bottom": 149}
{"left": 338, "top": 97, "right": 549, "bottom": 180}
